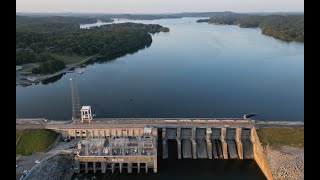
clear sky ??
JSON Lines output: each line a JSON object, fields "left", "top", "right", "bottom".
{"left": 16, "top": 0, "right": 304, "bottom": 13}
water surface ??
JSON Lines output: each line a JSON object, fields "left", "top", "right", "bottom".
{"left": 16, "top": 18, "right": 304, "bottom": 121}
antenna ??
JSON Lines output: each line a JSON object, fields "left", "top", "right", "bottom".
{"left": 70, "top": 76, "right": 81, "bottom": 121}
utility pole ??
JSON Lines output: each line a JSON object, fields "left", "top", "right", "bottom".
{"left": 70, "top": 76, "right": 81, "bottom": 122}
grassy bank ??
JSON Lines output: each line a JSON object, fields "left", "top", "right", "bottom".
{"left": 20, "top": 63, "right": 39, "bottom": 73}
{"left": 16, "top": 129, "right": 24, "bottom": 143}
{"left": 46, "top": 53, "right": 90, "bottom": 65}
{"left": 16, "top": 129, "right": 59, "bottom": 155}
{"left": 257, "top": 128, "right": 304, "bottom": 147}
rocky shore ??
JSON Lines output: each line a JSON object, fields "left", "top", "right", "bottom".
{"left": 265, "top": 146, "right": 304, "bottom": 180}
{"left": 23, "top": 154, "right": 73, "bottom": 180}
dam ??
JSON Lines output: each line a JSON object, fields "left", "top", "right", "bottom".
{"left": 16, "top": 113, "right": 273, "bottom": 179}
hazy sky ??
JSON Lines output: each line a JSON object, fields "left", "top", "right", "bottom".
{"left": 16, "top": 0, "right": 304, "bottom": 13}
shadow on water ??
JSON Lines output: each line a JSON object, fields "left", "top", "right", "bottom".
{"left": 41, "top": 73, "right": 65, "bottom": 85}
{"left": 84, "top": 42, "right": 152, "bottom": 66}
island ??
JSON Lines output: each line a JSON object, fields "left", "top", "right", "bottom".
{"left": 197, "top": 15, "right": 304, "bottom": 42}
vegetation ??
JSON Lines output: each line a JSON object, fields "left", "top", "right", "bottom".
{"left": 196, "top": 19, "right": 209, "bottom": 23}
{"left": 46, "top": 53, "right": 90, "bottom": 65}
{"left": 16, "top": 15, "right": 170, "bottom": 74}
{"left": 16, "top": 129, "right": 59, "bottom": 155}
{"left": 16, "top": 15, "right": 111, "bottom": 27}
{"left": 19, "top": 63, "right": 39, "bottom": 74}
{"left": 113, "top": 11, "right": 246, "bottom": 20}
{"left": 16, "top": 129, "right": 24, "bottom": 143}
{"left": 197, "top": 15, "right": 304, "bottom": 42}
{"left": 257, "top": 128, "right": 304, "bottom": 147}
{"left": 160, "top": 27, "right": 170, "bottom": 32}
{"left": 16, "top": 50, "right": 38, "bottom": 65}
{"left": 32, "top": 59, "right": 65, "bottom": 74}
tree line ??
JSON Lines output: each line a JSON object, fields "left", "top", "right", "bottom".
{"left": 16, "top": 16, "right": 170, "bottom": 74}
{"left": 197, "top": 15, "right": 304, "bottom": 42}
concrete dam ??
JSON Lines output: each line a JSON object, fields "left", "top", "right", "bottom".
{"left": 16, "top": 116, "right": 273, "bottom": 180}
{"left": 161, "top": 127, "right": 253, "bottom": 160}
{"left": 71, "top": 126, "right": 256, "bottom": 174}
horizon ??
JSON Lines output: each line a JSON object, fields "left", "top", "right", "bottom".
{"left": 16, "top": 11, "right": 304, "bottom": 14}
{"left": 16, "top": 0, "right": 304, "bottom": 14}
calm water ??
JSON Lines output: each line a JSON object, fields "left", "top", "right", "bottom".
{"left": 16, "top": 18, "right": 304, "bottom": 121}
{"left": 71, "top": 160, "right": 266, "bottom": 180}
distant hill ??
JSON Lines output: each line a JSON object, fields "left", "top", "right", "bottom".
{"left": 16, "top": 11, "right": 303, "bottom": 20}
{"left": 16, "top": 15, "right": 112, "bottom": 26}
{"left": 197, "top": 15, "right": 304, "bottom": 42}
{"left": 173, "top": 11, "right": 249, "bottom": 18}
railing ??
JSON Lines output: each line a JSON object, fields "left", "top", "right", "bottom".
{"left": 94, "top": 118, "right": 252, "bottom": 125}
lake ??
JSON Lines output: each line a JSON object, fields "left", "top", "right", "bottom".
{"left": 16, "top": 17, "right": 304, "bottom": 121}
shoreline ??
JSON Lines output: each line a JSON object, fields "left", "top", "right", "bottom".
{"left": 16, "top": 54, "right": 99, "bottom": 86}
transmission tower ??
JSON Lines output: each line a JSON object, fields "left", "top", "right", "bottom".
{"left": 70, "top": 76, "right": 81, "bottom": 121}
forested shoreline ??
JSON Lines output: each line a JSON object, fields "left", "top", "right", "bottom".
{"left": 197, "top": 15, "right": 304, "bottom": 42}
{"left": 16, "top": 16, "right": 170, "bottom": 74}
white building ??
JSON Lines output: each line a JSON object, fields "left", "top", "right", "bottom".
{"left": 80, "top": 106, "right": 93, "bottom": 123}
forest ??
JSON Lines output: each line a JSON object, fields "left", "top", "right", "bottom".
{"left": 197, "top": 15, "right": 304, "bottom": 42}
{"left": 16, "top": 16, "right": 169, "bottom": 73}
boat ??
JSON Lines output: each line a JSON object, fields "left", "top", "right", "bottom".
{"left": 16, "top": 66, "right": 22, "bottom": 71}
{"left": 27, "top": 77, "right": 37, "bottom": 82}
{"left": 78, "top": 68, "right": 84, "bottom": 74}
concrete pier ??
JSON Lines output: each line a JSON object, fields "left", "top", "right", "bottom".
{"left": 153, "top": 159, "right": 157, "bottom": 173}
{"left": 74, "top": 161, "right": 80, "bottom": 173}
{"left": 221, "top": 128, "right": 228, "bottom": 159}
{"left": 182, "top": 139, "right": 192, "bottom": 158}
{"left": 177, "top": 127, "right": 182, "bottom": 159}
{"left": 162, "top": 140, "right": 168, "bottom": 159}
{"left": 93, "top": 162, "right": 96, "bottom": 173}
{"left": 162, "top": 128, "right": 168, "bottom": 159}
{"left": 85, "top": 162, "right": 88, "bottom": 173}
{"left": 111, "top": 163, "right": 115, "bottom": 173}
{"left": 177, "top": 140, "right": 182, "bottom": 159}
{"left": 101, "top": 162, "right": 106, "bottom": 173}
{"left": 138, "top": 162, "right": 140, "bottom": 173}
{"left": 191, "top": 128, "right": 197, "bottom": 159}
{"left": 206, "top": 128, "right": 213, "bottom": 159}
{"left": 236, "top": 128, "right": 244, "bottom": 159}
{"left": 128, "top": 163, "right": 132, "bottom": 173}
{"left": 120, "top": 163, "right": 123, "bottom": 173}
{"left": 192, "top": 140, "right": 197, "bottom": 159}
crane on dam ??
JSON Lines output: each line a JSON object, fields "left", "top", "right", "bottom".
{"left": 70, "top": 76, "right": 81, "bottom": 121}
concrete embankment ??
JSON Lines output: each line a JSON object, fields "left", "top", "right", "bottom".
{"left": 251, "top": 128, "right": 273, "bottom": 180}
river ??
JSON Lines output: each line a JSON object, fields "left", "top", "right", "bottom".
{"left": 16, "top": 17, "right": 304, "bottom": 120}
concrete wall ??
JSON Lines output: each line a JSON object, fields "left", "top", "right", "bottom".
{"left": 59, "top": 127, "right": 151, "bottom": 139}
{"left": 251, "top": 128, "right": 273, "bottom": 180}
